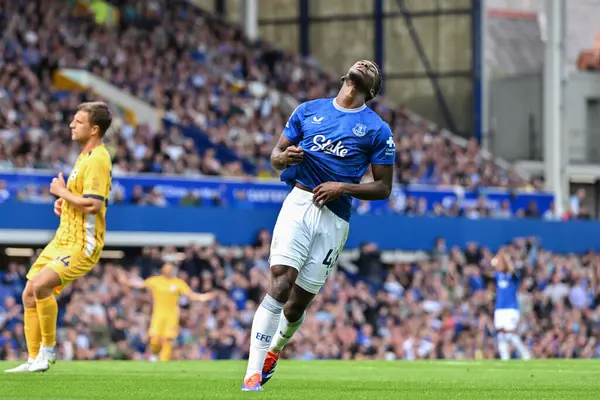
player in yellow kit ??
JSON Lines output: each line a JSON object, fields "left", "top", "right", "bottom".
{"left": 5, "top": 102, "right": 113, "bottom": 373}
{"left": 120, "top": 262, "right": 216, "bottom": 361}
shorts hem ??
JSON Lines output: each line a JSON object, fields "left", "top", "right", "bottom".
{"left": 270, "top": 254, "right": 303, "bottom": 270}
{"left": 295, "top": 277, "right": 322, "bottom": 295}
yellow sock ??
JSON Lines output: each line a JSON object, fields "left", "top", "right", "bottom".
{"left": 159, "top": 341, "right": 173, "bottom": 361}
{"left": 150, "top": 338, "right": 161, "bottom": 356}
{"left": 35, "top": 295, "right": 58, "bottom": 347}
{"left": 24, "top": 307, "right": 41, "bottom": 359}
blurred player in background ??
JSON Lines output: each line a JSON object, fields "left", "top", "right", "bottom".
{"left": 120, "top": 262, "right": 216, "bottom": 361}
{"left": 5, "top": 102, "right": 113, "bottom": 373}
{"left": 492, "top": 249, "right": 531, "bottom": 360}
{"left": 242, "top": 60, "right": 395, "bottom": 391}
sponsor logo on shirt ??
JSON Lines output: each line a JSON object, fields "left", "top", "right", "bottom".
{"left": 310, "top": 135, "right": 349, "bottom": 157}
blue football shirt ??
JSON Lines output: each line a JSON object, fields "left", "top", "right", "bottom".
{"left": 279, "top": 98, "right": 395, "bottom": 221}
{"left": 495, "top": 270, "right": 523, "bottom": 310}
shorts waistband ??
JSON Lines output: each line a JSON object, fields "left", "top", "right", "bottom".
{"left": 289, "top": 186, "right": 314, "bottom": 201}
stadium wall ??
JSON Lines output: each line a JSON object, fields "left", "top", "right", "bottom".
{"left": 2, "top": 203, "right": 600, "bottom": 252}
{"left": 489, "top": 71, "right": 600, "bottom": 164}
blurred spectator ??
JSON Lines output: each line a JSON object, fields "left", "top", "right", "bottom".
{"left": 0, "top": 180, "right": 10, "bottom": 203}
{"left": 569, "top": 189, "right": 586, "bottom": 218}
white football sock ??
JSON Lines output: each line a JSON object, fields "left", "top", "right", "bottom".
{"left": 508, "top": 333, "right": 531, "bottom": 360}
{"left": 270, "top": 311, "right": 306, "bottom": 354}
{"left": 497, "top": 332, "right": 510, "bottom": 360}
{"left": 245, "top": 295, "right": 283, "bottom": 379}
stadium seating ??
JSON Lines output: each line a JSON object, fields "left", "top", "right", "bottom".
{"left": 0, "top": 0, "right": 542, "bottom": 192}
{"left": 0, "top": 238, "right": 598, "bottom": 361}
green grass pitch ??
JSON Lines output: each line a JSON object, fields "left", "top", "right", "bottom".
{"left": 1, "top": 360, "right": 599, "bottom": 399}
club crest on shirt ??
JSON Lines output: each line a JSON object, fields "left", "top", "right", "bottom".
{"left": 352, "top": 123, "right": 367, "bottom": 137}
{"left": 170, "top": 284, "right": 177, "bottom": 292}
{"left": 70, "top": 169, "right": 79, "bottom": 181}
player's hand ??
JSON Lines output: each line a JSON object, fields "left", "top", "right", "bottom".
{"left": 53, "top": 198, "right": 63, "bottom": 217}
{"left": 282, "top": 146, "right": 304, "bottom": 166}
{"left": 313, "top": 182, "right": 345, "bottom": 208}
{"left": 49, "top": 172, "right": 66, "bottom": 197}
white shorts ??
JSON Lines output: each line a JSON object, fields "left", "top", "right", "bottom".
{"left": 269, "top": 187, "right": 350, "bottom": 294}
{"left": 494, "top": 309, "right": 520, "bottom": 331}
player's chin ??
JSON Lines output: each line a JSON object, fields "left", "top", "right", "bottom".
{"left": 347, "top": 71, "right": 369, "bottom": 91}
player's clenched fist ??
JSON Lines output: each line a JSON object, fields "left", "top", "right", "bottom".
{"left": 312, "top": 181, "right": 344, "bottom": 208}
{"left": 282, "top": 145, "right": 304, "bottom": 166}
{"left": 53, "top": 199, "right": 63, "bottom": 217}
{"left": 49, "top": 172, "right": 66, "bottom": 197}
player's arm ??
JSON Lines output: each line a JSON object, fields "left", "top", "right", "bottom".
{"left": 313, "top": 125, "right": 394, "bottom": 205}
{"left": 186, "top": 291, "right": 217, "bottom": 302}
{"left": 123, "top": 279, "right": 146, "bottom": 290}
{"left": 50, "top": 172, "right": 103, "bottom": 215}
{"left": 271, "top": 134, "right": 304, "bottom": 170}
{"left": 117, "top": 271, "right": 147, "bottom": 290}
{"left": 340, "top": 164, "right": 393, "bottom": 200}
{"left": 50, "top": 156, "right": 109, "bottom": 215}
{"left": 271, "top": 104, "right": 306, "bottom": 170}
{"left": 179, "top": 280, "right": 217, "bottom": 302}
{"left": 313, "top": 164, "right": 393, "bottom": 206}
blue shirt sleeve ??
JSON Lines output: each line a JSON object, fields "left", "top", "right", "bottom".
{"left": 283, "top": 103, "right": 305, "bottom": 145}
{"left": 370, "top": 123, "right": 395, "bottom": 165}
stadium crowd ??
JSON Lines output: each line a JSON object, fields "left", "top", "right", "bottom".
{"left": 0, "top": 0, "right": 540, "bottom": 191}
{"left": 1, "top": 235, "right": 600, "bottom": 361}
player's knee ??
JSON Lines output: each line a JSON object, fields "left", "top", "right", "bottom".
{"left": 31, "top": 277, "right": 52, "bottom": 299}
{"left": 22, "top": 284, "right": 36, "bottom": 308}
{"left": 269, "top": 265, "right": 297, "bottom": 302}
{"left": 283, "top": 301, "right": 305, "bottom": 323}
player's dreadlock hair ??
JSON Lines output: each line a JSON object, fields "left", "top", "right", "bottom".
{"left": 366, "top": 61, "right": 383, "bottom": 102}
{"left": 340, "top": 61, "right": 383, "bottom": 102}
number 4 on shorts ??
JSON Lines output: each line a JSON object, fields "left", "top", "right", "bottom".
{"left": 55, "top": 255, "right": 71, "bottom": 267}
{"left": 322, "top": 249, "right": 340, "bottom": 277}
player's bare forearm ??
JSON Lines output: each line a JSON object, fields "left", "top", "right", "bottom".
{"left": 271, "top": 133, "right": 304, "bottom": 170}
{"left": 342, "top": 164, "right": 393, "bottom": 200}
{"left": 56, "top": 188, "right": 102, "bottom": 215}
{"left": 270, "top": 146, "right": 287, "bottom": 170}
{"left": 312, "top": 165, "right": 393, "bottom": 206}
{"left": 341, "top": 180, "right": 391, "bottom": 200}
{"left": 125, "top": 280, "right": 145, "bottom": 290}
{"left": 117, "top": 271, "right": 145, "bottom": 290}
{"left": 189, "top": 292, "right": 216, "bottom": 302}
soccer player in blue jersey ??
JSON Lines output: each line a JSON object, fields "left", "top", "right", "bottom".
{"left": 242, "top": 60, "right": 395, "bottom": 391}
{"left": 492, "top": 250, "right": 531, "bottom": 360}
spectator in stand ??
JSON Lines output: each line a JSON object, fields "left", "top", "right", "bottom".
{"left": 569, "top": 189, "right": 586, "bottom": 218}
{"left": 0, "top": 180, "right": 10, "bottom": 203}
